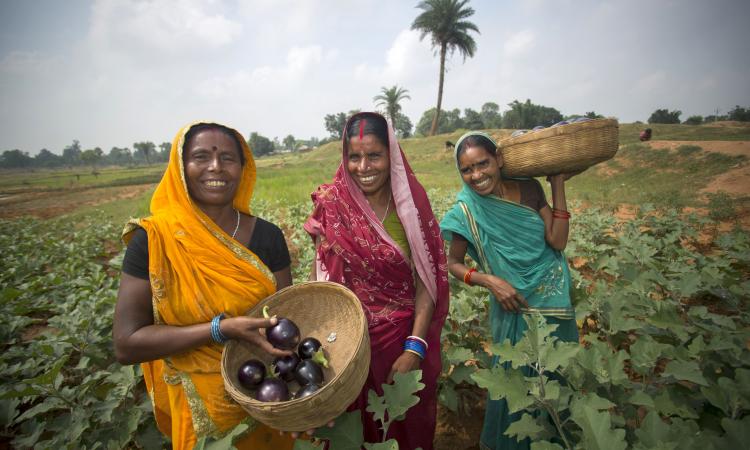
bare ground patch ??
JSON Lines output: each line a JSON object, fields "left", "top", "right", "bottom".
{"left": 645, "top": 140, "right": 750, "bottom": 198}
{"left": 0, "top": 184, "right": 155, "bottom": 219}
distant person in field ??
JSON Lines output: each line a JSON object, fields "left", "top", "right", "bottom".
{"left": 304, "top": 112, "right": 449, "bottom": 449}
{"left": 113, "top": 122, "right": 295, "bottom": 449}
{"left": 639, "top": 128, "right": 652, "bottom": 142}
{"left": 440, "top": 132, "right": 579, "bottom": 450}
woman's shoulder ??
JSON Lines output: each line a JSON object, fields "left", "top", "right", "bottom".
{"left": 252, "top": 217, "right": 284, "bottom": 236}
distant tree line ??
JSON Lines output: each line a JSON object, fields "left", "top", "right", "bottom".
{"left": 648, "top": 105, "right": 750, "bottom": 125}
{"left": 0, "top": 140, "right": 172, "bottom": 170}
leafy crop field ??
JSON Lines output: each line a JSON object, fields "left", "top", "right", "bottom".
{"left": 1, "top": 123, "right": 749, "bottom": 449}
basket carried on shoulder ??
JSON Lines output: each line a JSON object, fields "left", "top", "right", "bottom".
{"left": 498, "top": 118, "right": 619, "bottom": 177}
{"left": 221, "top": 281, "right": 370, "bottom": 432}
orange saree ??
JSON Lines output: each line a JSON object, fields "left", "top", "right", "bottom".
{"left": 123, "top": 122, "right": 293, "bottom": 449}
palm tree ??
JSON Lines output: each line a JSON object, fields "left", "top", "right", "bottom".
{"left": 411, "top": 0, "right": 479, "bottom": 136}
{"left": 373, "top": 85, "right": 411, "bottom": 126}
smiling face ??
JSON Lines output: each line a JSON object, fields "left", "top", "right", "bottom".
{"left": 183, "top": 128, "right": 243, "bottom": 212}
{"left": 346, "top": 134, "right": 391, "bottom": 196}
{"left": 458, "top": 145, "right": 504, "bottom": 196}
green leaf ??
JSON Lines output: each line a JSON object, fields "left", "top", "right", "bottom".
{"left": 489, "top": 339, "right": 530, "bottom": 369}
{"left": 448, "top": 365, "right": 475, "bottom": 385}
{"left": 445, "top": 346, "right": 474, "bottom": 364}
{"left": 545, "top": 341, "right": 580, "bottom": 372}
{"left": 14, "top": 397, "right": 66, "bottom": 423}
{"left": 663, "top": 360, "right": 709, "bottom": 386}
{"left": 472, "top": 368, "right": 534, "bottom": 413}
{"left": 530, "top": 442, "right": 564, "bottom": 450}
{"left": 504, "top": 413, "right": 546, "bottom": 441}
{"left": 634, "top": 411, "right": 673, "bottom": 448}
{"left": 313, "top": 410, "right": 364, "bottom": 450}
{"left": 363, "top": 439, "right": 399, "bottom": 450}
{"left": 0, "top": 398, "right": 20, "bottom": 427}
{"left": 366, "top": 388, "right": 387, "bottom": 427}
{"left": 438, "top": 384, "right": 458, "bottom": 412}
{"left": 721, "top": 417, "right": 750, "bottom": 449}
{"left": 701, "top": 382, "right": 731, "bottom": 415}
{"left": 571, "top": 392, "right": 616, "bottom": 411}
{"left": 205, "top": 423, "right": 249, "bottom": 450}
{"left": 628, "top": 390, "right": 655, "bottom": 408}
{"left": 378, "top": 370, "right": 425, "bottom": 422}
{"left": 571, "top": 405, "right": 627, "bottom": 450}
{"left": 628, "top": 335, "right": 672, "bottom": 374}
{"left": 653, "top": 389, "right": 698, "bottom": 419}
{"left": 24, "top": 354, "right": 70, "bottom": 386}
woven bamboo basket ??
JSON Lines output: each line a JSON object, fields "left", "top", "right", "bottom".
{"left": 221, "top": 281, "right": 370, "bottom": 432}
{"left": 498, "top": 118, "right": 619, "bottom": 177}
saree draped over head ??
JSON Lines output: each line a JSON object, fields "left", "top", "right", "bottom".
{"left": 440, "top": 131, "right": 578, "bottom": 450}
{"left": 122, "top": 122, "right": 292, "bottom": 450}
{"left": 304, "top": 112, "right": 449, "bottom": 450}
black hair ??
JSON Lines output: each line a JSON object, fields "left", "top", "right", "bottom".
{"left": 345, "top": 113, "right": 389, "bottom": 148}
{"left": 183, "top": 123, "right": 246, "bottom": 166}
{"left": 456, "top": 135, "right": 497, "bottom": 160}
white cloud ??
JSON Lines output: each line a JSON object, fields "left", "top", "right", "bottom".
{"left": 354, "top": 29, "right": 434, "bottom": 84}
{"left": 503, "top": 30, "right": 536, "bottom": 57}
{"left": 194, "top": 45, "right": 325, "bottom": 100}
{"left": 89, "top": 0, "right": 242, "bottom": 57}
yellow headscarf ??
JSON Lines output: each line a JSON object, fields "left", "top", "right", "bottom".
{"left": 123, "top": 122, "right": 292, "bottom": 449}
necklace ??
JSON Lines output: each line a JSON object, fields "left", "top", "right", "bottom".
{"left": 231, "top": 209, "right": 240, "bottom": 239}
{"left": 378, "top": 195, "right": 392, "bottom": 222}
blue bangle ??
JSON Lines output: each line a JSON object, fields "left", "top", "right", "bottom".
{"left": 211, "top": 313, "right": 228, "bottom": 344}
{"left": 403, "top": 339, "right": 426, "bottom": 359}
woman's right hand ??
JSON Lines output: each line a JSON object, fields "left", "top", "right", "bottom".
{"left": 478, "top": 274, "right": 528, "bottom": 312}
{"left": 221, "top": 316, "right": 292, "bottom": 357}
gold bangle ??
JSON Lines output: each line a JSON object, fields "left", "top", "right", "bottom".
{"left": 404, "top": 349, "right": 424, "bottom": 360}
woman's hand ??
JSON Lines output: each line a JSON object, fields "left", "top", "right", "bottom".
{"left": 478, "top": 273, "right": 528, "bottom": 312}
{"left": 547, "top": 169, "right": 583, "bottom": 184}
{"left": 220, "top": 316, "right": 292, "bottom": 357}
{"left": 387, "top": 351, "right": 422, "bottom": 384}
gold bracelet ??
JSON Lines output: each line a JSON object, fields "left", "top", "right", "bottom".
{"left": 404, "top": 349, "right": 424, "bottom": 360}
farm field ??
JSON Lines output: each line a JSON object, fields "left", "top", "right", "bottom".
{"left": 1, "top": 123, "right": 749, "bottom": 449}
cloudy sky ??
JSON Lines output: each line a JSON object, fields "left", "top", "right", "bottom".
{"left": 1, "top": 0, "right": 748, "bottom": 154}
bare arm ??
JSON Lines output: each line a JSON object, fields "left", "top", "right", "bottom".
{"left": 447, "top": 236, "right": 528, "bottom": 313}
{"left": 113, "top": 273, "right": 290, "bottom": 365}
{"left": 387, "top": 272, "right": 435, "bottom": 383}
{"left": 541, "top": 174, "right": 573, "bottom": 251}
{"left": 274, "top": 266, "right": 293, "bottom": 290}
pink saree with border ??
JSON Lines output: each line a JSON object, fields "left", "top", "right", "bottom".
{"left": 304, "top": 113, "right": 449, "bottom": 449}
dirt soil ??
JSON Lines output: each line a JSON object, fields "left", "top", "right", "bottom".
{"left": 647, "top": 140, "right": 750, "bottom": 197}
{"left": 434, "top": 397, "right": 485, "bottom": 449}
{"left": 0, "top": 184, "right": 154, "bottom": 219}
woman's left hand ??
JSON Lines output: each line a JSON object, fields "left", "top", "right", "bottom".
{"left": 547, "top": 169, "right": 583, "bottom": 184}
{"left": 387, "top": 351, "right": 422, "bottom": 383}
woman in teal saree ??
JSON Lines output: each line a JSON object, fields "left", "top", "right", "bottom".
{"left": 440, "top": 132, "right": 579, "bottom": 450}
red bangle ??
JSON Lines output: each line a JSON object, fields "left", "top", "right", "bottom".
{"left": 464, "top": 268, "right": 478, "bottom": 285}
{"left": 552, "top": 209, "right": 571, "bottom": 219}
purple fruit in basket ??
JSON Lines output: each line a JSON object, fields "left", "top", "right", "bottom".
{"left": 273, "top": 353, "right": 300, "bottom": 382}
{"left": 294, "top": 383, "right": 321, "bottom": 400}
{"left": 262, "top": 305, "right": 300, "bottom": 350}
{"left": 298, "top": 337, "right": 330, "bottom": 368}
{"left": 255, "top": 378, "right": 290, "bottom": 402}
{"left": 295, "top": 359, "right": 324, "bottom": 386}
{"left": 532, "top": 125, "right": 545, "bottom": 131}
{"left": 237, "top": 359, "right": 266, "bottom": 389}
{"left": 298, "top": 337, "right": 322, "bottom": 359}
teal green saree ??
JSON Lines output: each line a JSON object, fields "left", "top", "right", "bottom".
{"left": 441, "top": 183, "right": 578, "bottom": 450}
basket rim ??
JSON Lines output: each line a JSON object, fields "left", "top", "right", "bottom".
{"left": 221, "top": 281, "right": 367, "bottom": 406}
{"left": 498, "top": 118, "right": 618, "bottom": 148}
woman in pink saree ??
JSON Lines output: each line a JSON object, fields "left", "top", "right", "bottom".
{"left": 304, "top": 112, "right": 449, "bottom": 449}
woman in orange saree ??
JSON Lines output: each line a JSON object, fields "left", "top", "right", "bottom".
{"left": 114, "top": 122, "right": 295, "bottom": 449}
